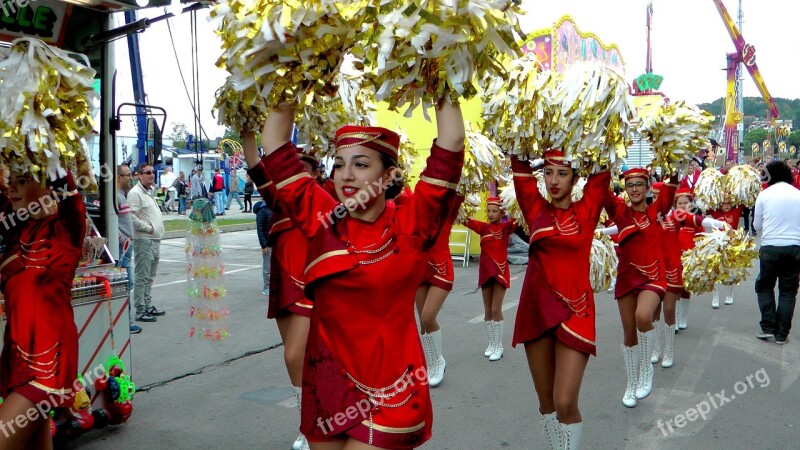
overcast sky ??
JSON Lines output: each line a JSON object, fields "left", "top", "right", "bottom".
{"left": 113, "top": 0, "right": 799, "bottom": 138}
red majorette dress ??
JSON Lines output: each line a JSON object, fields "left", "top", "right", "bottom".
{"left": 263, "top": 141, "right": 463, "bottom": 449}
{"left": 710, "top": 206, "right": 743, "bottom": 229}
{"left": 509, "top": 156, "right": 611, "bottom": 356}
{"left": 604, "top": 176, "right": 677, "bottom": 300}
{"left": 0, "top": 175, "right": 85, "bottom": 406}
{"left": 463, "top": 218, "right": 515, "bottom": 289}
{"left": 422, "top": 194, "right": 464, "bottom": 292}
{"left": 248, "top": 162, "right": 314, "bottom": 319}
{"left": 660, "top": 210, "right": 705, "bottom": 295}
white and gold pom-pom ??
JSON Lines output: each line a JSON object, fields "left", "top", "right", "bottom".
{"left": 0, "top": 37, "right": 98, "bottom": 186}
{"left": 682, "top": 228, "right": 758, "bottom": 294}
{"left": 395, "top": 127, "right": 420, "bottom": 184}
{"left": 499, "top": 183, "right": 527, "bottom": 234}
{"left": 725, "top": 164, "right": 761, "bottom": 207}
{"left": 693, "top": 168, "right": 726, "bottom": 211}
{"left": 590, "top": 234, "right": 618, "bottom": 293}
{"left": 352, "top": 0, "right": 525, "bottom": 119}
{"left": 637, "top": 100, "right": 714, "bottom": 174}
{"left": 457, "top": 124, "right": 509, "bottom": 197}
{"left": 482, "top": 60, "right": 634, "bottom": 175}
{"left": 213, "top": 79, "right": 266, "bottom": 133}
{"left": 457, "top": 193, "right": 482, "bottom": 226}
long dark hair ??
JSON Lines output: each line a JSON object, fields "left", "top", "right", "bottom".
{"left": 379, "top": 153, "right": 404, "bottom": 200}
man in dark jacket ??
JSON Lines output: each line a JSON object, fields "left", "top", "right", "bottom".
{"left": 254, "top": 201, "right": 273, "bottom": 295}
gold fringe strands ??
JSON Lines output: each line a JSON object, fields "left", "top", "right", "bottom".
{"left": 210, "top": 0, "right": 371, "bottom": 108}
{"left": 681, "top": 228, "right": 758, "bottom": 294}
{"left": 637, "top": 100, "right": 714, "bottom": 174}
{"left": 213, "top": 79, "right": 266, "bottom": 133}
{"left": 482, "top": 61, "right": 634, "bottom": 175}
{"left": 395, "top": 127, "right": 419, "bottom": 184}
{"left": 0, "top": 37, "right": 98, "bottom": 186}
{"left": 725, "top": 164, "right": 761, "bottom": 207}
{"left": 459, "top": 124, "right": 509, "bottom": 197}
{"left": 693, "top": 168, "right": 726, "bottom": 211}
{"left": 498, "top": 183, "right": 526, "bottom": 234}
{"left": 351, "top": 0, "right": 526, "bottom": 119}
{"left": 590, "top": 234, "right": 618, "bottom": 293}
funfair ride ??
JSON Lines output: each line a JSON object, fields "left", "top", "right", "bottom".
{"left": 713, "top": 0, "right": 779, "bottom": 162}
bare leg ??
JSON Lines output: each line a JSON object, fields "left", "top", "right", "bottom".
{"left": 652, "top": 302, "right": 662, "bottom": 323}
{"left": 553, "top": 340, "right": 589, "bottom": 424}
{"left": 491, "top": 283, "right": 506, "bottom": 322}
{"left": 662, "top": 292, "right": 679, "bottom": 326}
{"left": 0, "top": 391, "right": 52, "bottom": 449}
{"left": 343, "top": 437, "right": 392, "bottom": 450}
{"left": 277, "top": 314, "right": 310, "bottom": 387}
{"left": 481, "top": 285, "right": 493, "bottom": 321}
{"left": 635, "top": 291, "right": 661, "bottom": 332}
{"left": 419, "top": 286, "right": 449, "bottom": 333}
{"left": 415, "top": 285, "right": 429, "bottom": 333}
{"left": 617, "top": 294, "right": 639, "bottom": 347}
{"left": 524, "top": 335, "right": 557, "bottom": 414}
{"left": 310, "top": 439, "right": 346, "bottom": 450}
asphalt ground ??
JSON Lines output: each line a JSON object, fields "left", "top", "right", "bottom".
{"left": 69, "top": 230, "right": 799, "bottom": 450}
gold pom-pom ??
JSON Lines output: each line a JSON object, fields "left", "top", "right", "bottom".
{"left": 725, "top": 164, "right": 761, "bottom": 207}
{"left": 591, "top": 234, "right": 618, "bottom": 293}
{"left": 681, "top": 228, "right": 758, "bottom": 294}
{"left": 395, "top": 128, "right": 420, "bottom": 184}
{"left": 637, "top": 100, "right": 714, "bottom": 174}
{"left": 0, "top": 37, "right": 97, "bottom": 182}
{"left": 693, "top": 168, "right": 726, "bottom": 211}
{"left": 213, "top": 79, "right": 266, "bottom": 133}
{"left": 352, "top": 0, "right": 526, "bottom": 119}
{"left": 458, "top": 125, "right": 509, "bottom": 196}
{"left": 457, "top": 193, "right": 482, "bottom": 225}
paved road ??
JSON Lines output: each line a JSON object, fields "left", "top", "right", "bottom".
{"left": 70, "top": 230, "right": 799, "bottom": 449}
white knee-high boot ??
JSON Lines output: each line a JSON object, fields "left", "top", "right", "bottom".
{"left": 651, "top": 320, "right": 662, "bottom": 363}
{"left": 635, "top": 329, "right": 655, "bottom": 399}
{"left": 561, "top": 421, "right": 583, "bottom": 450}
{"left": 539, "top": 412, "right": 563, "bottom": 450}
{"left": 677, "top": 300, "right": 690, "bottom": 330}
{"left": 662, "top": 324, "right": 676, "bottom": 368}
{"left": 484, "top": 320, "right": 495, "bottom": 357}
{"left": 489, "top": 321, "right": 504, "bottom": 361}
{"left": 429, "top": 330, "right": 446, "bottom": 386}
{"left": 621, "top": 344, "right": 639, "bottom": 408}
{"left": 421, "top": 333, "right": 437, "bottom": 383}
{"left": 292, "top": 387, "right": 309, "bottom": 450}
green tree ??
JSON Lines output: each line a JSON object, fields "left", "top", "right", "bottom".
{"left": 743, "top": 128, "right": 768, "bottom": 159}
{"left": 167, "top": 122, "right": 189, "bottom": 149}
{"left": 222, "top": 127, "right": 242, "bottom": 145}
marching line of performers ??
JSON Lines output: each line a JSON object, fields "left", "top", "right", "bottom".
{"left": 240, "top": 101, "right": 755, "bottom": 450}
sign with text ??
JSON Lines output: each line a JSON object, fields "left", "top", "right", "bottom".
{"left": 0, "top": 0, "right": 71, "bottom": 46}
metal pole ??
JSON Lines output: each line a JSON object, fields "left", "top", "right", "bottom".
{"left": 736, "top": 0, "right": 745, "bottom": 162}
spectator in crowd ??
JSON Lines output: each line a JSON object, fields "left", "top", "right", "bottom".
{"left": 128, "top": 163, "right": 167, "bottom": 323}
{"left": 209, "top": 168, "right": 226, "bottom": 216}
{"left": 679, "top": 157, "right": 703, "bottom": 193}
{"left": 243, "top": 174, "right": 254, "bottom": 212}
{"left": 116, "top": 164, "right": 142, "bottom": 334}
{"left": 720, "top": 159, "right": 735, "bottom": 174}
{"left": 175, "top": 171, "right": 188, "bottom": 215}
{"left": 253, "top": 200, "right": 273, "bottom": 295}
{"left": 160, "top": 166, "right": 177, "bottom": 212}
{"left": 753, "top": 161, "right": 800, "bottom": 345}
{"left": 190, "top": 168, "right": 205, "bottom": 200}
{"left": 225, "top": 171, "right": 245, "bottom": 211}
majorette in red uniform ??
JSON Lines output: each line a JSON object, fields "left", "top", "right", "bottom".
{"left": 602, "top": 167, "right": 677, "bottom": 409}
{"left": 245, "top": 134, "right": 317, "bottom": 450}
{"left": 709, "top": 199, "right": 744, "bottom": 308}
{"left": 256, "top": 115, "right": 464, "bottom": 449}
{"left": 416, "top": 192, "right": 464, "bottom": 387}
{"left": 510, "top": 150, "right": 611, "bottom": 449}
{"left": 0, "top": 173, "right": 86, "bottom": 418}
{"left": 463, "top": 197, "right": 517, "bottom": 362}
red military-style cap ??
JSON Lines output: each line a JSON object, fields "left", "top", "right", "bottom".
{"left": 486, "top": 196, "right": 502, "bottom": 207}
{"left": 543, "top": 149, "right": 570, "bottom": 168}
{"left": 295, "top": 145, "right": 319, "bottom": 167}
{"left": 623, "top": 167, "right": 649, "bottom": 181}
{"left": 651, "top": 182, "right": 664, "bottom": 193}
{"left": 335, "top": 125, "right": 400, "bottom": 161}
{"left": 674, "top": 188, "right": 693, "bottom": 199}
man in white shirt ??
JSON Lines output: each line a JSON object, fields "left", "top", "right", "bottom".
{"left": 160, "top": 167, "right": 178, "bottom": 212}
{"left": 128, "top": 163, "right": 167, "bottom": 323}
{"left": 753, "top": 161, "right": 800, "bottom": 345}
